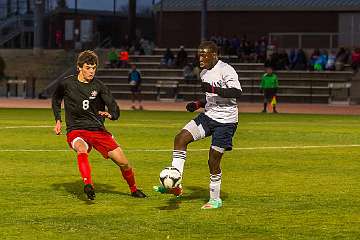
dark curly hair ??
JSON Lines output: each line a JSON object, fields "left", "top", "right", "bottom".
{"left": 77, "top": 50, "right": 98, "bottom": 68}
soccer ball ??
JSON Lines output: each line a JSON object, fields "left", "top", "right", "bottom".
{"left": 159, "top": 167, "right": 182, "bottom": 189}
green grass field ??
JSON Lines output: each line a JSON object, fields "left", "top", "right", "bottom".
{"left": 0, "top": 108, "right": 359, "bottom": 239}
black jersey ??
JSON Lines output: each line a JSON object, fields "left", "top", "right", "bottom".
{"left": 52, "top": 75, "right": 120, "bottom": 133}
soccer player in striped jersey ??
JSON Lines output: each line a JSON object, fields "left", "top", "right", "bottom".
{"left": 52, "top": 50, "right": 146, "bottom": 200}
{"left": 155, "top": 41, "right": 242, "bottom": 209}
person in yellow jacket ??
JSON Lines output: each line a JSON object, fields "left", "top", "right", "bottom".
{"left": 260, "top": 66, "right": 278, "bottom": 113}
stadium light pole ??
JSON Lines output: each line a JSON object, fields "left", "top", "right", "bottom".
{"left": 6, "top": 0, "right": 11, "bottom": 17}
{"left": 113, "top": 0, "right": 116, "bottom": 16}
{"left": 34, "top": 0, "right": 45, "bottom": 55}
{"left": 158, "top": 0, "right": 163, "bottom": 47}
{"left": 128, "top": 0, "right": 136, "bottom": 44}
{"left": 201, "top": 0, "right": 208, "bottom": 42}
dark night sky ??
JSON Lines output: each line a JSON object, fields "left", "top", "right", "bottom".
{"left": 0, "top": 0, "right": 160, "bottom": 19}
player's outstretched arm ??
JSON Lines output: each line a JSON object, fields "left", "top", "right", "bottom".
{"left": 201, "top": 82, "right": 242, "bottom": 98}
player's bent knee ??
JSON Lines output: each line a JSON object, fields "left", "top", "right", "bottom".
{"left": 72, "top": 137, "right": 89, "bottom": 153}
{"left": 183, "top": 120, "right": 204, "bottom": 141}
{"left": 211, "top": 145, "right": 225, "bottom": 154}
{"left": 108, "top": 147, "right": 130, "bottom": 168}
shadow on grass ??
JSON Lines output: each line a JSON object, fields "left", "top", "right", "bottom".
{"left": 156, "top": 185, "right": 228, "bottom": 211}
{"left": 52, "top": 180, "right": 129, "bottom": 204}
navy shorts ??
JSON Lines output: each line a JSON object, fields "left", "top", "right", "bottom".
{"left": 183, "top": 113, "right": 238, "bottom": 151}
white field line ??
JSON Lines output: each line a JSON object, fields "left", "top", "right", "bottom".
{"left": 0, "top": 144, "right": 360, "bottom": 152}
{"left": 0, "top": 125, "right": 53, "bottom": 129}
{"left": 1, "top": 126, "right": 360, "bottom": 152}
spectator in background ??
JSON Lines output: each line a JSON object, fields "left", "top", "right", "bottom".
{"left": 122, "top": 35, "right": 130, "bottom": 50}
{"left": 128, "top": 39, "right": 142, "bottom": 55}
{"left": 289, "top": 49, "right": 297, "bottom": 69}
{"left": 193, "top": 54, "right": 201, "bottom": 79}
{"left": 223, "top": 37, "right": 231, "bottom": 55}
{"left": 55, "top": 30, "right": 63, "bottom": 48}
{"left": 107, "top": 47, "right": 118, "bottom": 68}
{"left": 183, "top": 63, "right": 195, "bottom": 84}
{"left": 128, "top": 64, "right": 143, "bottom": 110}
{"left": 255, "top": 37, "right": 267, "bottom": 63}
{"left": 309, "top": 49, "right": 320, "bottom": 71}
{"left": 294, "top": 49, "right": 308, "bottom": 70}
{"left": 140, "top": 38, "right": 155, "bottom": 55}
{"left": 277, "top": 49, "right": 290, "bottom": 70}
{"left": 176, "top": 46, "right": 188, "bottom": 68}
{"left": 161, "top": 48, "right": 175, "bottom": 67}
{"left": 260, "top": 65, "right": 279, "bottom": 113}
{"left": 351, "top": 48, "right": 360, "bottom": 73}
{"left": 335, "top": 47, "right": 350, "bottom": 71}
{"left": 266, "top": 50, "right": 279, "bottom": 70}
{"left": 118, "top": 47, "right": 129, "bottom": 68}
{"left": 241, "top": 40, "right": 253, "bottom": 62}
{"left": 229, "top": 35, "right": 240, "bottom": 55}
{"left": 183, "top": 53, "right": 201, "bottom": 84}
{"left": 192, "top": 63, "right": 200, "bottom": 82}
{"left": 314, "top": 50, "right": 328, "bottom": 71}
{"left": 325, "top": 50, "right": 336, "bottom": 71}
{"left": 217, "top": 35, "right": 225, "bottom": 55}
{"left": 289, "top": 49, "right": 308, "bottom": 70}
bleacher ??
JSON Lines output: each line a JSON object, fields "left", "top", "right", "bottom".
{"left": 96, "top": 48, "right": 354, "bottom": 103}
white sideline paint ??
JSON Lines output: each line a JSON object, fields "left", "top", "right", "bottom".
{"left": 0, "top": 125, "right": 53, "bottom": 129}
{"left": 0, "top": 144, "right": 360, "bottom": 152}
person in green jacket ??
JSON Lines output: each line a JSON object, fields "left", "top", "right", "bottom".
{"left": 107, "top": 47, "right": 118, "bottom": 68}
{"left": 260, "top": 66, "right": 278, "bottom": 113}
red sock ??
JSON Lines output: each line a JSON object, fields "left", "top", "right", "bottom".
{"left": 121, "top": 168, "right": 137, "bottom": 193}
{"left": 77, "top": 153, "right": 92, "bottom": 185}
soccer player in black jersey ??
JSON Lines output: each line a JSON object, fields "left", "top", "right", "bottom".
{"left": 52, "top": 50, "right": 146, "bottom": 200}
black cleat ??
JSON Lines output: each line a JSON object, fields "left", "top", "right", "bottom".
{"left": 84, "top": 184, "right": 95, "bottom": 200}
{"left": 131, "top": 189, "right": 147, "bottom": 198}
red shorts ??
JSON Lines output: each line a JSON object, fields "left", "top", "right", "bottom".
{"left": 67, "top": 130, "right": 119, "bottom": 158}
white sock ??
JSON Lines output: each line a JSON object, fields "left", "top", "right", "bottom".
{"left": 171, "top": 150, "right": 186, "bottom": 174}
{"left": 209, "top": 172, "right": 222, "bottom": 200}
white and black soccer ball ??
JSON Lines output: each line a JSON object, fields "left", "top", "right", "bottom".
{"left": 159, "top": 167, "right": 182, "bottom": 189}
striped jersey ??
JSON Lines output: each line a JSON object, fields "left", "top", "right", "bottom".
{"left": 200, "top": 60, "right": 242, "bottom": 123}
